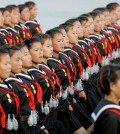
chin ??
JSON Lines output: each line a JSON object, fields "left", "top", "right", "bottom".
{"left": 49, "top": 55, "right": 52, "bottom": 58}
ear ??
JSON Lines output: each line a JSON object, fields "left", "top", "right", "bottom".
{"left": 110, "top": 82, "right": 116, "bottom": 92}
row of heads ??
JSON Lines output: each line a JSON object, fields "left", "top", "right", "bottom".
{"left": 0, "top": 2, "right": 120, "bottom": 32}
{"left": 0, "top": 1, "right": 38, "bottom": 27}
{"left": 0, "top": 34, "right": 120, "bottom": 96}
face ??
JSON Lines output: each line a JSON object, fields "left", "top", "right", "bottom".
{"left": 52, "top": 33, "right": 64, "bottom": 52}
{"left": 0, "top": 12, "right": 4, "bottom": 27}
{"left": 0, "top": 53, "right": 11, "bottom": 80}
{"left": 104, "top": 11, "right": 111, "bottom": 26}
{"left": 110, "top": 11, "right": 117, "bottom": 24}
{"left": 94, "top": 16, "right": 102, "bottom": 32}
{"left": 21, "top": 46, "right": 32, "bottom": 69}
{"left": 3, "top": 10, "right": 11, "bottom": 25}
{"left": 42, "top": 39, "right": 53, "bottom": 58}
{"left": 29, "top": 41, "right": 43, "bottom": 63}
{"left": 73, "top": 21, "right": 83, "bottom": 37}
{"left": 67, "top": 27, "right": 78, "bottom": 44}
{"left": 10, "top": 50, "right": 22, "bottom": 74}
{"left": 30, "top": 5, "right": 37, "bottom": 19}
{"left": 115, "top": 6, "right": 120, "bottom": 19}
{"left": 60, "top": 29, "right": 69, "bottom": 47}
{"left": 16, "top": 8, "right": 20, "bottom": 22}
{"left": 111, "top": 75, "right": 120, "bottom": 99}
{"left": 100, "top": 14, "right": 105, "bottom": 30}
{"left": 10, "top": 9, "right": 20, "bottom": 24}
{"left": 88, "top": 17, "right": 94, "bottom": 34}
{"left": 82, "top": 20, "right": 90, "bottom": 37}
{"left": 20, "top": 7, "right": 30, "bottom": 22}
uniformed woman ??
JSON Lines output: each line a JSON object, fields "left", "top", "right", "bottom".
{"left": 25, "top": 1, "right": 42, "bottom": 36}
{"left": 4, "top": 45, "right": 38, "bottom": 134}
{"left": 0, "top": 47, "right": 20, "bottom": 134}
{"left": 91, "top": 64, "right": 120, "bottom": 134}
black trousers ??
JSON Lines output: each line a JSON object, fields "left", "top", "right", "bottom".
{"left": 2, "top": 129, "right": 17, "bottom": 134}
{"left": 19, "top": 121, "right": 40, "bottom": 134}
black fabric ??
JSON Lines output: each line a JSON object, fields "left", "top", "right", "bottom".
{"left": 92, "top": 99, "right": 120, "bottom": 134}
{"left": 28, "top": 66, "right": 53, "bottom": 103}
{"left": 47, "top": 57, "right": 69, "bottom": 90}
{"left": 57, "top": 111, "right": 82, "bottom": 134}
{"left": 5, "top": 77, "right": 31, "bottom": 116}
{"left": 25, "top": 20, "right": 42, "bottom": 36}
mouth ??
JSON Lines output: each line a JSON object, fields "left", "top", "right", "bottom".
{"left": 76, "top": 38, "right": 78, "bottom": 42}
{"left": 7, "top": 71, "right": 11, "bottom": 75}
{"left": 39, "top": 56, "right": 43, "bottom": 59}
{"left": 60, "top": 47, "right": 64, "bottom": 50}
{"left": 18, "top": 67, "right": 22, "bottom": 70}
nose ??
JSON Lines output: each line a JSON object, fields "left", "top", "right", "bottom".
{"left": 20, "top": 60, "right": 23, "bottom": 67}
{"left": 61, "top": 41, "right": 64, "bottom": 47}
{"left": 75, "top": 33, "right": 78, "bottom": 38}
{"left": 40, "top": 49, "right": 43, "bottom": 56}
{"left": 8, "top": 63, "right": 11, "bottom": 72}
{"left": 29, "top": 54, "right": 32, "bottom": 61}
{"left": 50, "top": 46, "right": 53, "bottom": 51}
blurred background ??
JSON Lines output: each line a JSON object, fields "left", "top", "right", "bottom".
{"left": 0, "top": 0, "right": 120, "bottom": 32}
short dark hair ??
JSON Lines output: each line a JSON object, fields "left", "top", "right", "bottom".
{"left": 98, "top": 64, "right": 120, "bottom": 95}
{"left": 106, "top": 2, "right": 120, "bottom": 10}
{"left": 2, "top": 7, "right": 10, "bottom": 14}
{"left": 0, "top": 46, "right": 9, "bottom": 55}
{"left": 46, "top": 29, "right": 62, "bottom": 39}
{"left": 59, "top": 22, "right": 73, "bottom": 33}
{"left": 18, "top": 4, "right": 29, "bottom": 13}
{"left": 93, "top": 7, "right": 109, "bottom": 13}
{"left": 65, "top": 18, "right": 79, "bottom": 25}
{"left": 25, "top": 1, "right": 36, "bottom": 10}
{"left": 23, "top": 37, "right": 40, "bottom": 50}
{"left": 34, "top": 33, "right": 51, "bottom": 45}
{"left": 0, "top": 8, "right": 4, "bottom": 14}
{"left": 5, "top": 44, "right": 20, "bottom": 57}
{"left": 90, "top": 11, "right": 101, "bottom": 19}
{"left": 77, "top": 16, "right": 89, "bottom": 25}
{"left": 0, "top": 45, "right": 10, "bottom": 61}
{"left": 6, "top": 5, "right": 18, "bottom": 13}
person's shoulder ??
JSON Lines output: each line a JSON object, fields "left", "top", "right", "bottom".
{"left": 94, "top": 110, "right": 119, "bottom": 134}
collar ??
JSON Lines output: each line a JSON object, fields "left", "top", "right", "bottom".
{"left": 0, "top": 83, "right": 9, "bottom": 89}
{"left": 91, "top": 104, "right": 120, "bottom": 122}
{"left": 4, "top": 77, "right": 23, "bottom": 83}
{"left": 28, "top": 68, "right": 46, "bottom": 75}
{"left": 25, "top": 20, "right": 38, "bottom": 25}
{"left": 6, "top": 27, "right": 18, "bottom": 33}
{"left": 38, "top": 63, "right": 51, "bottom": 70}
{"left": 47, "top": 57, "right": 62, "bottom": 64}
{"left": 64, "top": 48, "right": 79, "bottom": 56}
{"left": 16, "top": 73, "right": 32, "bottom": 81}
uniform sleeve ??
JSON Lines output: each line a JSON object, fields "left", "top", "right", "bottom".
{"left": 47, "top": 61, "right": 66, "bottom": 85}
{"left": 94, "top": 112, "right": 118, "bottom": 134}
{"left": 25, "top": 23, "right": 38, "bottom": 36}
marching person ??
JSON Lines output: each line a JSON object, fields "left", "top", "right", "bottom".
{"left": 91, "top": 64, "right": 120, "bottom": 134}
